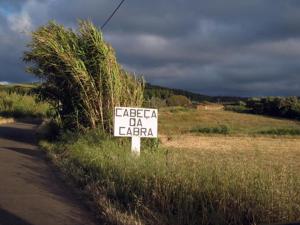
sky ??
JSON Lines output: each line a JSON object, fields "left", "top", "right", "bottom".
{"left": 0, "top": 0, "right": 300, "bottom": 97}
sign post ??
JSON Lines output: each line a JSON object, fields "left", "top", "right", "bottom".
{"left": 114, "top": 107, "right": 158, "bottom": 155}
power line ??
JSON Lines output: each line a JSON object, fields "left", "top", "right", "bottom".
{"left": 101, "top": 0, "right": 126, "bottom": 30}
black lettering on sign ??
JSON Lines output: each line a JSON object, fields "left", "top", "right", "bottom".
{"left": 130, "top": 109, "right": 136, "bottom": 117}
{"left": 137, "top": 109, "right": 142, "bottom": 118}
{"left": 148, "top": 128, "right": 153, "bottom": 136}
{"left": 116, "top": 108, "right": 122, "bottom": 117}
{"left": 151, "top": 110, "right": 157, "bottom": 118}
{"left": 144, "top": 110, "right": 150, "bottom": 119}
{"left": 137, "top": 119, "right": 143, "bottom": 127}
{"left": 126, "top": 127, "right": 132, "bottom": 136}
{"left": 123, "top": 109, "right": 129, "bottom": 117}
{"left": 141, "top": 128, "right": 147, "bottom": 136}
{"left": 129, "top": 118, "right": 136, "bottom": 126}
{"left": 119, "top": 127, "right": 125, "bottom": 135}
{"left": 133, "top": 128, "right": 139, "bottom": 136}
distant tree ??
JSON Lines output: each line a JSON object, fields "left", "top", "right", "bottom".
{"left": 246, "top": 96, "right": 300, "bottom": 120}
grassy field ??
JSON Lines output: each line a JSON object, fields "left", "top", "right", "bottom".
{"left": 159, "top": 107, "right": 300, "bottom": 136}
{"left": 40, "top": 107, "right": 300, "bottom": 225}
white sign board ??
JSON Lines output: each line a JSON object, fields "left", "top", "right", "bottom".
{"left": 114, "top": 107, "right": 158, "bottom": 155}
{"left": 114, "top": 107, "right": 158, "bottom": 138}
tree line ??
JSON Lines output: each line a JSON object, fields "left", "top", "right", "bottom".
{"left": 246, "top": 97, "right": 300, "bottom": 119}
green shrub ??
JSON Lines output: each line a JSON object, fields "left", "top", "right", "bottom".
{"left": 166, "top": 95, "right": 191, "bottom": 107}
{"left": 224, "top": 105, "right": 250, "bottom": 113}
{"left": 190, "top": 124, "right": 231, "bottom": 134}
{"left": 144, "top": 97, "right": 166, "bottom": 108}
{"left": 258, "top": 128, "right": 300, "bottom": 136}
{"left": 37, "top": 119, "right": 61, "bottom": 141}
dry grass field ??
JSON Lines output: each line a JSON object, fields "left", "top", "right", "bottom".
{"left": 159, "top": 107, "right": 300, "bottom": 135}
{"left": 161, "top": 135, "right": 300, "bottom": 170}
{"left": 159, "top": 106, "right": 300, "bottom": 173}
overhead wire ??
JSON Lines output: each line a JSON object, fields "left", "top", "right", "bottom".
{"left": 101, "top": 0, "right": 126, "bottom": 30}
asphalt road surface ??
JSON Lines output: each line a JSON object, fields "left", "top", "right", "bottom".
{"left": 0, "top": 121, "right": 99, "bottom": 225}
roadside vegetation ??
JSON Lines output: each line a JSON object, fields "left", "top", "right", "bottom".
{"left": 41, "top": 128, "right": 300, "bottom": 225}
{"left": 17, "top": 20, "right": 300, "bottom": 225}
{"left": 24, "top": 20, "right": 144, "bottom": 132}
{"left": 0, "top": 90, "right": 50, "bottom": 118}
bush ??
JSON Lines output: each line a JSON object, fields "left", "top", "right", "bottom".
{"left": 224, "top": 105, "right": 250, "bottom": 113}
{"left": 37, "top": 119, "right": 61, "bottom": 141}
{"left": 24, "top": 20, "right": 144, "bottom": 132}
{"left": 166, "top": 95, "right": 191, "bottom": 107}
{"left": 190, "top": 124, "right": 231, "bottom": 134}
{"left": 258, "top": 128, "right": 300, "bottom": 136}
{"left": 144, "top": 97, "right": 166, "bottom": 108}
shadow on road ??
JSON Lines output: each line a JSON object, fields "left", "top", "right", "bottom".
{"left": 0, "top": 125, "right": 37, "bottom": 145}
{"left": 1, "top": 147, "right": 42, "bottom": 158}
{"left": 0, "top": 208, "right": 33, "bottom": 225}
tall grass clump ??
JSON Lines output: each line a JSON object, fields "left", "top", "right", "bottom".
{"left": 0, "top": 91, "right": 50, "bottom": 118}
{"left": 42, "top": 131, "right": 300, "bottom": 225}
{"left": 24, "top": 20, "right": 144, "bottom": 132}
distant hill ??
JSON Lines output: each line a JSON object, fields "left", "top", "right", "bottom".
{"left": 145, "top": 83, "right": 246, "bottom": 103}
{"left": 0, "top": 83, "right": 35, "bottom": 95}
{"left": 0, "top": 82, "right": 246, "bottom": 103}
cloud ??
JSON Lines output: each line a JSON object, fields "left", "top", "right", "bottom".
{"left": 0, "top": 0, "right": 300, "bottom": 96}
{"left": 7, "top": 10, "right": 32, "bottom": 33}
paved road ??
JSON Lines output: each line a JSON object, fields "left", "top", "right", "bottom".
{"left": 0, "top": 121, "right": 99, "bottom": 225}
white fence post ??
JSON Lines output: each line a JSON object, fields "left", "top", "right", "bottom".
{"left": 131, "top": 136, "right": 141, "bottom": 156}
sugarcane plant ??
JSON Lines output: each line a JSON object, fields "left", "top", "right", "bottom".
{"left": 24, "top": 20, "right": 144, "bottom": 133}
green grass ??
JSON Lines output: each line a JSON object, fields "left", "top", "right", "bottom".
{"left": 159, "top": 107, "right": 300, "bottom": 136}
{"left": 41, "top": 128, "right": 300, "bottom": 225}
{"left": 0, "top": 91, "right": 51, "bottom": 118}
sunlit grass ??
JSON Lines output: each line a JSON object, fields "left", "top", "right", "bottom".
{"left": 41, "top": 128, "right": 300, "bottom": 225}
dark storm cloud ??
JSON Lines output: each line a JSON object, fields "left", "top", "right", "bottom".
{"left": 0, "top": 0, "right": 300, "bottom": 96}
